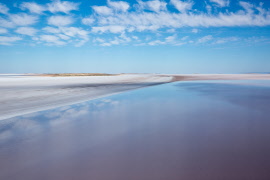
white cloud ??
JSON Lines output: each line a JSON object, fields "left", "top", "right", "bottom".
{"left": 44, "top": 26, "right": 88, "bottom": 37}
{"left": 42, "top": 26, "right": 89, "bottom": 46}
{"left": 181, "top": 36, "right": 189, "bottom": 40}
{"left": 92, "top": 6, "right": 112, "bottom": 15}
{"left": 74, "top": 37, "right": 89, "bottom": 47}
{"left": 170, "top": 0, "right": 193, "bottom": 13}
{"left": 20, "top": 2, "right": 45, "bottom": 14}
{"left": 20, "top": 1, "right": 79, "bottom": 14}
{"left": 47, "top": 0, "right": 80, "bottom": 14}
{"left": 197, "top": 35, "right": 213, "bottom": 43}
{"left": 96, "top": 33, "right": 132, "bottom": 46}
{"left": 120, "top": 33, "right": 131, "bottom": 42}
{"left": 43, "top": 26, "right": 61, "bottom": 33}
{"left": 0, "top": 3, "right": 9, "bottom": 14}
{"left": 135, "top": 25, "right": 159, "bottom": 32}
{"left": 0, "top": 36, "right": 22, "bottom": 45}
{"left": 61, "top": 27, "right": 88, "bottom": 38}
{"left": 0, "top": 18, "right": 14, "bottom": 28}
{"left": 48, "top": 15, "right": 73, "bottom": 26}
{"left": 244, "top": 36, "right": 270, "bottom": 44}
{"left": 108, "top": 0, "right": 130, "bottom": 12}
{"left": 239, "top": 1, "right": 254, "bottom": 14}
{"left": 110, "top": 38, "right": 121, "bottom": 45}
{"left": 94, "top": 38, "right": 105, "bottom": 43}
{"left": 39, "top": 35, "right": 66, "bottom": 45}
{"left": 138, "top": 0, "right": 167, "bottom": 13}
{"left": 142, "top": 34, "right": 185, "bottom": 46}
{"left": 9, "top": 13, "right": 38, "bottom": 26}
{"left": 148, "top": 40, "right": 166, "bottom": 45}
{"left": 167, "top": 29, "right": 175, "bottom": 33}
{"left": 100, "top": 42, "right": 112, "bottom": 46}
{"left": 75, "top": 40, "right": 88, "bottom": 47}
{"left": 39, "top": 35, "right": 59, "bottom": 41}
{"left": 206, "top": 4, "right": 212, "bottom": 14}
{"left": 92, "top": 25, "right": 126, "bottom": 33}
{"left": 58, "top": 34, "right": 70, "bottom": 40}
{"left": 210, "top": 0, "right": 230, "bottom": 7}
{"left": 132, "top": 36, "right": 138, "bottom": 40}
{"left": 165, "top": 34, "right": 177, "bottom": 42}
{"left": 255, "top": 2, "right": 266, "bottom": 15}
{"left": 0, "top": 28, "right": 7, "bottom": 34}
{"left": 82, "top": 17, "right": 95, "bottom": 25}
{"left": 15, "top": 27, "right": 37, "bottom": 36}
{"left": 192, "top": 28, "right": 198, "bottom": 33}
{"left": 214, "top": 37, "right": 239, "bottom": 44}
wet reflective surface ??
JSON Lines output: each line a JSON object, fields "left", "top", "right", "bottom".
{"left": 1, "top": 80, "right": 270, "bottom": 180}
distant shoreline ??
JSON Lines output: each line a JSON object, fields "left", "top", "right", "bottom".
{"left": 40, "top": 73, "right": 116, "bottom": 77}
{"left": 171, "top": 74, "right": 270, "bottom": 81}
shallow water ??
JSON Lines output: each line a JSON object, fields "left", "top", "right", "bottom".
{"left": 0, "top": 80, "right": 270, "bottom": 180}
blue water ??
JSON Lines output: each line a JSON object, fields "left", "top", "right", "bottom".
{"left": 0, "top": 80, "right": 270, "bottom": 180}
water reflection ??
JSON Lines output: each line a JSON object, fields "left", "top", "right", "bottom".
{"left": 0, "top": 80, "right": 270, "bottom": 180}
{"left": 176, "top": 80, "right": 270, "bottom": 112}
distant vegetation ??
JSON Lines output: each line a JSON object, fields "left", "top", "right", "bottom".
{"left": 42, "top": 73, "right": 116, "bottom": 77}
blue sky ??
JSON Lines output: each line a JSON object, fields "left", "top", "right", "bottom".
{"left": 0, "top": 0, "right": 270, "bottom": 73}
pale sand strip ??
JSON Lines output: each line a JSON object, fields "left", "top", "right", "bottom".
{"left": 1, "top": 73, "right": 270, "bottom": 121}
{"left": 0, "top": 74, "right": 172, "bottom": 121}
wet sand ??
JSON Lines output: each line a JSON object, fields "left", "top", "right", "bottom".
{"left": 1, "top": 73, "right": 270, "bottom": 121}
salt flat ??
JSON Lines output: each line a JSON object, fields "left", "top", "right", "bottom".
{"left": 1, "top": 73, "right": 270, "bottom": 121}
{"left": 0, "top": 74, "right": 172, "bottom": 120}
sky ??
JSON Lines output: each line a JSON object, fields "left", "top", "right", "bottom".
{"left": 0, "top": 0, "right": 270, "bottom": 74}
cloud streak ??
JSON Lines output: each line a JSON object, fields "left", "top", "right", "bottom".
{"left": 170, "top": 0, "right": 193, "bottom": 13}
{"left": 210, "top": 0, "right": 230, "bottom": 7}
{"left": 0, "top": 36, "right": 22, "bottom": 45}
{"left": 20, "top": 2, "right": 46, "bottom": 14}
{"left": 48, "top": 15, "right": 73, "bottom": 26}
{"left": 40, "top": 26, "right": 89, "bottom": 46}
{"left": 15, "top": 27, "right": 37, "bottom": 36}
{"left": 108, "top": 0, "right": 130, "bottom": 12}
{"left": 0, "top": 28, "right": 7, "bottom": 34}
{"left": 47, "top": 0, "right": 80, "bottom": 14}
{"left": 9, "top": 13, "right": 38, "bottom": 26}
{"left": 0, "top": 3, "right": 9, "bottom": 14}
